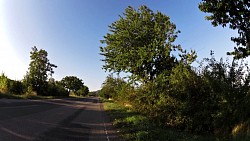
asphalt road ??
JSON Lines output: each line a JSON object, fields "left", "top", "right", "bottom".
{"left": 0, "top": 97, "right": 120, "bottom": 141}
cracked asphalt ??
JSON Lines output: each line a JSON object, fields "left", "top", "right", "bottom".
{"left": 0, "top": 97, "right": 120, "bottom": 141}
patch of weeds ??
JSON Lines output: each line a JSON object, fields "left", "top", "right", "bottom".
{"left": 103, "top": 100, "right": 229, "bottom": 141}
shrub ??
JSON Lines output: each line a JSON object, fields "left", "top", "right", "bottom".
{"left": 102, "top": 54, "right": 250, "bottom": 137}
{"left": 47, "top": 81, "right": 69, "bottom": 96}
{"left": 0, "top": 73, "right": 9, "bottom": 93}
{"left": 8, "top": 80, "right": 25, "bottom": 94}
{"left": 76, "top": 86, "right": 89, "bottom": 96}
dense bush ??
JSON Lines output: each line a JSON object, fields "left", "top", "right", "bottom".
{"left": 131, "top": 63, "right": 213, "bottom": 131}
{"left": 100, "top": 54, "right": 250, "bottom": 137}
{"left": 0, "top": 73, "right": 25, "bottom": 94}
{"left": 198, "top": 55, "right": 250, "bottom": 135}
{"left": 8, "top": 80, "right": 25, "bottom": 94}
{"left": 47, "top": 80, "right": 69, "bottom": 97}
{"left": 99, "top": 75, "right": 134, "bottom": 102}
{"left": 75, "top": 86, "right": 89, "bottom": 96}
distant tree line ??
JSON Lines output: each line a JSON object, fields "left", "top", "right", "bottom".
{"left": 99, "top": 4, "right": 250, "bottom": 139}
{"left": 0, "top": 46, "right": 89, "bottom": 97}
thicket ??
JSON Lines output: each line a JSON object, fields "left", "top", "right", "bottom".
{"left": 46, "top": 78, "right": 69, "bottom": 96}
{"left": 0, "top": 73, "right": 24, "bottom": 94}
{"left": 100, "top": 54, "right": 250, "bottom": 138}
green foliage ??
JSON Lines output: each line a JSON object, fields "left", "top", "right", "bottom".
{"left": 75, "top": 85, "right": 89, "bottom": 96}
{"left": 104, "top": 100, "right": 220, "bottom": 141}
{"left": 25, "top": 46, "right": 57, "bottom": 95}
{"left": 99, "top": 75, "right": 132, "bottom": 101}
{"left": 199, "top": 0, "right": 250, "bottom": 59}
{"left": 100, "top": 5, "right": 196, "bottom": 82}
{"left": 8, "top": 80, "right": 24, "bottom": 94}
{"left": 22, "top": 47, "right": 71, "bottom": 97}
{"left": 0, "top": 73, "right": 9, "bottom": 93}
{"left": 101, "top": 54, "right": 250, "bottom": 138}
{"left": 60, "top": 76, "right": 84, "bottom": 92}
{"left": 99, "top": 76, "right": 117, "bottom": 99}
{"left": 0, "top": 73, "right": 24, "bottom": 94}
{"left": 47, "top": 78, "right": 69, "bottom": 96}
{"left": 198, "top": 54, "right": 250, "bottom": 135}
{"left": 132, "top": 64, "right": 210, "bottom": 131}
{"left": 99, "top": 4, "right": 250, "bottom": 139}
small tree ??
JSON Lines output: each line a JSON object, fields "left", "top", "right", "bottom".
{"left": 199, "top": 0, "right": 250, "bottom": 59}
{"left": 25, "top": 46, "right": 57, "bottom": 95}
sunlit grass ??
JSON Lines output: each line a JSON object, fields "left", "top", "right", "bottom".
{"left": 103, "top": 99, "right": 247, "bottom": 141}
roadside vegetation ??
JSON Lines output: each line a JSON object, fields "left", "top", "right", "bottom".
{"left": 0, "top": 47, "right": 89, "bottom": 98}
{"left": 100, "top": 3, "right": 250, "bottom": 141}
{"left": 103, "top": 99, "right": 219, "bottom": 141}
{"left": 101, "top": 57, "right": 250, "bottom": 140}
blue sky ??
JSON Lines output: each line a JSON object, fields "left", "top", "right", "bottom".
{"left": 0, "top": 0, "right": 237, "bottom": 91}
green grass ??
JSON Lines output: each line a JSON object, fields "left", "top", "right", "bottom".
{"left": 103, "top": 99, "right": 236, "bottom": 141}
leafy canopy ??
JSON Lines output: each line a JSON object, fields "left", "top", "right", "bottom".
{"left": 100, "top": 5, "right": 196, "bottom": 82}
{"left": 199, "top": 0, "right": 250, "bottom": 59}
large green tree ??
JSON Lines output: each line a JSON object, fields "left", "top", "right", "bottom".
{"left": 60, "top": 76, "right": 84, "bottom": 92}
{"left": 100, "top": 5, "right": 196, "bottom": 83}
{"left": 199, "top": 0, "right": 250, "bottom": 59}
{"left": 25, "top": 46, "right": 57, "bottom": 95}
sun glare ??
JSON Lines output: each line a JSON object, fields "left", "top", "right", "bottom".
{"left": 0, "top": 33, "right": 26, "bottom": 80}
{"left": 0, "top": 1, "right": 27, "bottom": 80}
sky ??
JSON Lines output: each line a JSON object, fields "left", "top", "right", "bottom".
{"left": 0, "top": 0, "right": 237, "bottom": 91}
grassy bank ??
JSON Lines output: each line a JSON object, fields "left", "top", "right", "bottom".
{"left": 103, "top": 99, "right": 248, "bottom": 141}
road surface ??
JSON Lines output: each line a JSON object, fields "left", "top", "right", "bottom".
{"left": 0, "top": 97, "right": 120, "bottom": 141}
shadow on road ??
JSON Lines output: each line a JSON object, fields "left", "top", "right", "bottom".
{"left": 34, "top": 107, "right": 90, "bottom": 141}
{"left": 34, "top": 98, "right": 119, "bottom": 141}
{"left": 0, "top": 97, "right": 120, "bottom": 141}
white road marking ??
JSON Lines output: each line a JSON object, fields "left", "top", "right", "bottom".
{"left": 104, "top": 122, "right": 110, "bottom": 141}
{"left": 98, "top": 98, "right": 110, "bottom": 141}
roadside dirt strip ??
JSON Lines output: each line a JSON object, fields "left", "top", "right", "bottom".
{"left": 0, "top": 97, "right": 121, "bottom": 141}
